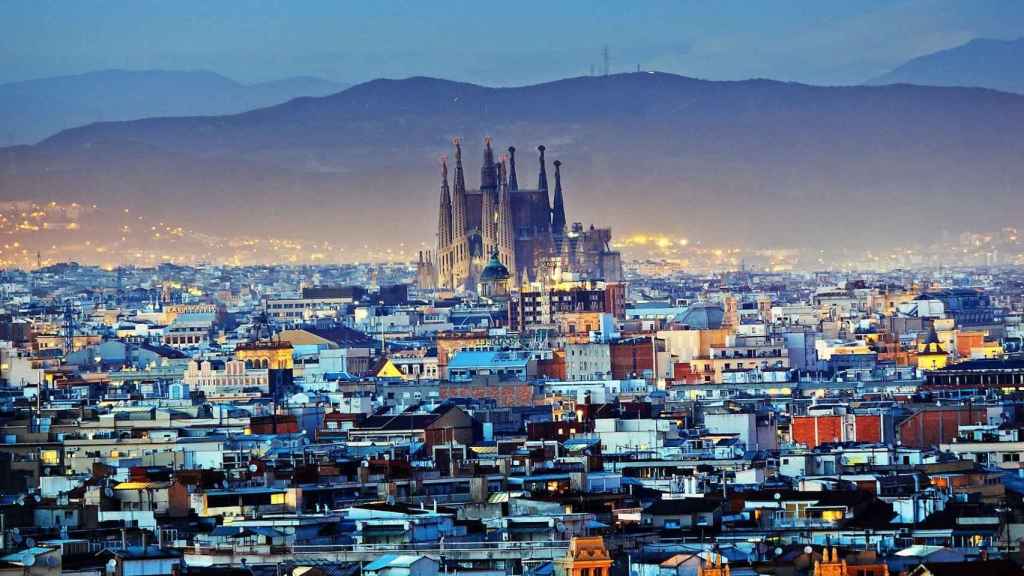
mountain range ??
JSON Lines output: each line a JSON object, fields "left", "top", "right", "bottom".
{"left": 0, "top": 69, "right": 347, "bottom": 145}
{"left": 868, "top": 37, "right": 1024, "bottom": 94}
{"left": 1, "top": 72, "right": 1023, "bottom": 258}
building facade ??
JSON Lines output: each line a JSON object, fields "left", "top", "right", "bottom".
{"left": 434, "top": 138, "right": 621, "bottom": 291}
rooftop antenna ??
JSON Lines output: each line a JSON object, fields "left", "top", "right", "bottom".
{"left": 602, "top": 45, "right": 610, "bottom": 76}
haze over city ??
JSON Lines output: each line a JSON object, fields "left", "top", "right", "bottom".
{"left": 1, "top": 1, "right": 1023, "bottom": 269}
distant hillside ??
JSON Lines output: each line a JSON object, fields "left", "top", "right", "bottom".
{"left": 868, "top": 38, "right": 1024, "bottom": 94}
{"left": 2, "top": 72, "right": 1023, "bottom": 256}
{"left": 0, "top": 69, "right": 347, "bottom": 144}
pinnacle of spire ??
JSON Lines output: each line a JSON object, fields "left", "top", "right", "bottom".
{"left": 439, "top": 155, "right": 451, "bottom": 204}
{"left": 537, "top": 145, "right": 548, "bottom": 191}
{"left": 507, "top": 146, "right": 519, "bottom": 191}
{"left": 453, "top": 138, "right": 466, "bottom": 196}
{"left": 551, "top": 159, "right": 566, "bottom": 234}
{"left": 453, "top": 137, "right": 465, "bottom": 191}
{"left": 498, "top": 153, "right": 507, "bottom": 191}
{"left": 481, "top": 137, "right": 498, "bottom": 190}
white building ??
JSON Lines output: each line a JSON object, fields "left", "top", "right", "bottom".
{"left": 183, "top": 359, "right": 268, "bottom": 396}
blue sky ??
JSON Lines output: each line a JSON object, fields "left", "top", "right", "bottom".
{"left": 3, "top": 0, "right": 1023, "bottom": 86}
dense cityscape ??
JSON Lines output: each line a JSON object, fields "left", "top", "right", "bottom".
{"left": 2, "top": 172, "right": 1024, "bottom": 574}
{"left": 5, "top": 3, "right": 1024, "bottom": 576}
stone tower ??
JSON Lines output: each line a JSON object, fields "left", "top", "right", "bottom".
{"left": 436, "top": 156, "right": 453, "bottom": 290}
{"left": 480, "top": 137, "right": 499, "bottom": 259}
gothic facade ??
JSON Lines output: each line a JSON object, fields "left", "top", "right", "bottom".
{"left": 434, "top": 138, "right": 621, "bottom": 291}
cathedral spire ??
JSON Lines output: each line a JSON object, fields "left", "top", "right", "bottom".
{"left": 452, "top": 137, "right": 467, "bottom": 239}
{"left": 437, "top": 155, "right": 454, "bottom": 289}
{"left": 537, "top": 145, "right": 549, "bottom": 192}
{"left": 481, "top": 137, "right": 498, "bottom": 191}
{"left": 537, "top": 145, "right": 551, "bottom": 231}
{"left": 497, "top": 153, "right": 507, "bottom": 195}
{"left": 507, "top": 146, "right": 519, "bottom": 191}
{"left": 497, "top": 153, "right": 516, "bottom": 284}
{"left": 551, "top": 159, "right": 566, "bottom": 235}
{"left": 480, "top": 138, "right": 498, "bottom": 257}
{"left": 439, "top": 155, "right": 452, "bottom": 245}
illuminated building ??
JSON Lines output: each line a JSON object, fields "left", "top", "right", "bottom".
{"left": 916, "top": 326, "right": 949, "bottom": 371}
{"left": 182, "top": 359, "right": 269, "bottom": 397}
{"left": 435, "top": 138, "right": 621, "bottom": 291}
{"left": 508, "top": 280, "right": 626, "bottom": 332}
{"left": 557, "top": 536, "right": 612, "bottom": 576}
{"left": 477, "top": 251, "right": 511, "bottom": 300}
{"left": 697, "top": 552, "right": 730, "bottom": 576}
{"left": 234, "top": 340, "right": 294, "bottom": 398}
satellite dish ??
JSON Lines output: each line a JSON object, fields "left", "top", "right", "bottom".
{"left": 248, "top": 464, "right": 258, "bottom": 472}
{"left": 106, "top": 558, "right": 118, "bottom": 573}
{"left": 25, "top": 537, "right": 35, "bottom": 548}
{"left": 22, "top": 555, "right": 35, "bottom": 567}
{"left": 16, "top": 496, "right": 24, "bottom": 506}
{"left": 804, "top": 546, "right": 814, "bottom": 555}
{"left": 33, "top": 494, "right": 41, "bottom": 503}
{"left": 774, "top": 547, "right": 783, "bottom": 556}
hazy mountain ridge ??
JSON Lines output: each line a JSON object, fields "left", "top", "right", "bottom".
{"left": 0, "top": 69, "right": 347, "bottom": 145}
{"left": 3, "top": 72, "right": 1023, "bottom": 254}
{"left": 868, "top": 37, "right": 1024, "bottom": 94}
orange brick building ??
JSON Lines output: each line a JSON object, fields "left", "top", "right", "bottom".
{"left": 898, "top": 407, "right": 989, "bottom": 448}
{"left": 791, "top": 414, "right": 889, "bottom": 448}
{"left": 610, "top": 336, "right": 655, "bottom": 379}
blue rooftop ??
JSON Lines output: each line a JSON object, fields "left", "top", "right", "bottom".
{"left": 447, "top": 350, "right": 530, "bottom": 369}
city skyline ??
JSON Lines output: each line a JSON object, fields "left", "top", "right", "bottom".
{"left": 4, "top": 4, "right": 1024, "bottom": 576}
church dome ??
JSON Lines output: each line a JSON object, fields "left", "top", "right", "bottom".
{"left": 480, "top": 252, "right": 511, "bottom": 282}
{"left": 674, "top": 302, "right": 725, "bottom": 330}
